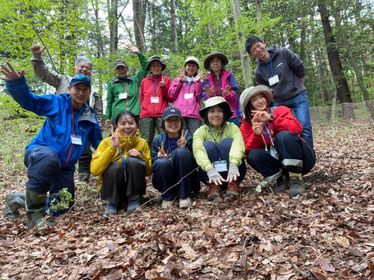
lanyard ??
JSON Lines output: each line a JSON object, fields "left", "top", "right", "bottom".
{"left": 267, "top": 57, "right": 275, "bottom": 77}
{"left": 152, "top": 76, "right": 158, "bottom": 96}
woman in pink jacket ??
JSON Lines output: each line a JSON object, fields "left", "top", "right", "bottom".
{"left": 167, "top": 56, "right": 202, "bottom": 134}
{"left": 202, "top": 52, "right": 241, "bottom": 126}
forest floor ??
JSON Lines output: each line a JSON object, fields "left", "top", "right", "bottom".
{"left": 0, "top": 118, "right": 373, "bottom": 280}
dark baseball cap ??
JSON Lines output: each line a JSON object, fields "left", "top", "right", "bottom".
{"left": 162, "top": 107, "right": 182, "bottom": 120}
{"left": 69, "top": 74, "right": 91, "bottom": 87}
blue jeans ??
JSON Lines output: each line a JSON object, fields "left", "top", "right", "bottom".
{"left": 272, "top": 91, "right": 314, "bottom": 148}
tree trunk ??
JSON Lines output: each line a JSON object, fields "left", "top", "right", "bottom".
{"left": 108, "top": 0, "right": 119, "bottom": 54}
{"left": 170, "top": 0, "right": 177, "bottom": 52}
{"left": 230, "top": 0, "right": 251, "bottom": 88}
{"left": 133, "top": 0, "right": 147, "bottom": 52}
{"left": 317, "top": 0, "right": 354, "bottom": 120}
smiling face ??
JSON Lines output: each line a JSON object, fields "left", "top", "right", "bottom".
{"left": 207, "top": 105, "right": 224, "bottom": 127}
{"left": 185, "top": 62, "right": 198, "bottom": 77}
{"left": 250, "top": 93, "right": 267, "bottom": 111}
{"left": 69, "top": 84, "right": 91, "bottom": 109}
{"left": 75, "top": 62, "right": 92, "bottom": 76}
{"left": 149, "top": 61, "right": 163, "bottom": 76}
{"left": 116, "top": 114, "right": 137, "bottom": 137}
{"left": 164, "top": 116, "right": 182, "bottom": 137}
{"left": 115, "top": 65, "right": 128, "bottom": 78}
{"left": 209, "top": 57, "right": 222, "bottom": 73}
{"left": 249, "top": 41, "right": 269, "bottom": 63}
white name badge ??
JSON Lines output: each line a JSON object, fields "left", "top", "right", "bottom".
{"left": 71, "top": 134, "right": 82, "bottom": 145}
{"left": 150, "top": 96, "right": 160, "bottom": 103}
{"left": 119, "top": 92, "right": 128, "bottom": 99}
{"left": 184, "top": 93, "right": 194, "bottom": 99}
{"left": 213, "top": 160, "right": 228, "bottom": 172}
{"left": 268, "top": 75, "right": 279, "bottom": 86}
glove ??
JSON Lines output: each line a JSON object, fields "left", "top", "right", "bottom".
{"left": 227, "top": 163, "right": 239, "bottom": 182}
{"left": 207, "top": 168, "right": 225, "bottom": 185}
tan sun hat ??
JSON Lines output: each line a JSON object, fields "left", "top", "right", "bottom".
{"left": 199, "top": 96, "right": 233, "bottom": 121}
{"left": 184, "top": 56, "right": 200, "bottom": 68}
{"left": 240, "top": 85, "right": 273, "bottom": 112}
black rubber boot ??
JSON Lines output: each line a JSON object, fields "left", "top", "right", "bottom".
{"left": 4, "top": 192, "right": 26, "bottom": 219}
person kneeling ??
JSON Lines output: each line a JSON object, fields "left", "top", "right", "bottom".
{"left": 91, "top": 112, "right": 151, "bottom": 217}
{"left": 240, "top": 85, "right": 316, "bottom": 196}
{"left": 193, "top": 97, "right": 247, "bottom": 201}
{"left": 152, "top": 107, "right": 200, "bottom": 209}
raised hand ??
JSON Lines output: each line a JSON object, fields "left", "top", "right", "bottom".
{"left": 177, "top": 129, "right": 188, "bottom": 148}
{"left": 157, "top": 142, "right": 168, "bottom": 157}
{"left": 251, "top": 110, "right": 270, "bottom": 122}
{"left": 0, "top": 62, "right": 23, "bottom": 81}
{"left": 31, "top": 45, "right": 44, "bottom": 55}
{"left": 126, "top": 44, "right": 139, "bottom": 54}
{"left": 205, "top": 86, "right": 214, "bottom": 97}
{"left": 160, "top": 75, "right": 166, "bottom": 88}
{"left": 222, "top": 85, "right": 231, "bottom": 97}
{"left": 179, "top": 72, "right": 186, "bottom": 82}
{"left": 109, "top": 126, "right": 120, "bottom": 148}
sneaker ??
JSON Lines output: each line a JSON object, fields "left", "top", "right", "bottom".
{"left": 287, "top": 177, "right": 306, "bottom": 196}
{"left": 104, "top": 203, "right": 117, "bottom": 217}
{"left": 207, "top": 184, "right": 221, "bottom": 201}
{"left": 179, "top": 197, "right": 192, "bottom": 209}
{"left": 274, "top": 175, "right": 289, "bottom": 193}
{"left": 161, "top": 200, "right": 173, "bottom": 209}
{"left": 127, "top": 199, "right": 140, "bottom": 213}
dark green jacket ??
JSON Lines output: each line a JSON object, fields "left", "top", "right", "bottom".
{"left": 106, "top": 53, "right": 147, "bottom": 119}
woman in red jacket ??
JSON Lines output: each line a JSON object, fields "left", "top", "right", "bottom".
{"left": 240, "top": 85, "right": 315, "bottom": 196}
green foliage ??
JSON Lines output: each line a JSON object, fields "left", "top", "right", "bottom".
{"left": 49, "top": 188, "right": 73, "bottom": 213}
{"left": 0, "top": 94, "right": 38, "bottom": 119}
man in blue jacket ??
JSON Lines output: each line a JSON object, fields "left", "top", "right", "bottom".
{"left": 0, "top": 62, "right": 102, "bottom": 229}
{"left": 245, "top": 35, "right": 314, "bottom": 149}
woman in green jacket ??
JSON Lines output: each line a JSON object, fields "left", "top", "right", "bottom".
{"left": 193, "top": 97, "right": 247, "bottom": 201}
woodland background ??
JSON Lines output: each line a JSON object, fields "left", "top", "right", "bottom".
{"left": 0, "top": 0, "right": 373, "bottom": 279}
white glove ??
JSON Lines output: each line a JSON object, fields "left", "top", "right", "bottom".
{"left": 207, "top": 168, "right": 225, "bottom": 185}
{"left": 227, "top": 163, "right": 239, "bottom": 182}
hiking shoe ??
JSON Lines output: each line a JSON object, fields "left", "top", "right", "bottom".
{"left": 225, "top": 181, "right": 239, "bottom": 199}
{"left": 274, "top": 175, "right": 289, "bottom": 193}
{"left": 287, "top": 177, "right": 306, "bottom": 196}
{"left": 104, "top": 203, "right": 117, "bottom": 217}
{"left": 207, "top": 184, "right": 221, "bottom": 201}
{"left": 161, "top": 200, "right": 173, "bottom": 209}
{"left": 179, "top": 197, "right": 192, "bottom": 209}
{"left": 127, "top": 199, "right": 140, "bottom": 213}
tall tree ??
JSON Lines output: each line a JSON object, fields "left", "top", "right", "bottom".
{"left": 170, "top": 0, "right": 178, "bottom": 52}
{"left": 108, "top": 0, "right": 119, "bottom": 54}
{"left": 133, "top": 0, "right": 147, "bottom": 52}
{"left": 317, "top": 0, "right": 355, "bottom": 120}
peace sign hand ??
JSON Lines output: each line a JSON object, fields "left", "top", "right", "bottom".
{"left": 177, "top": 129, "right": 188, "bottom": 148}
{"left": 0, "top": 62, "right": 23, "bottom": 81}
{"left": 222, "top": 85, "right": 231, "bottom": 97}
{"left": 157, "top": 142, "right": 168, "bottom": 157}
{"left": 110, "top": 126, "right": 120, "bottom": 148}
{"left": 160, "top": 75, "right": 166, "bottom": 88}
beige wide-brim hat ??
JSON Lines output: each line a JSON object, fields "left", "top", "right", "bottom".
{"left": 239, "top": 85, "right": 273, "bottom": 112}
{"left": 184, "top": 56, "right": 200, "bottom": 68}
{"left": 203, "top": 51, "right": 228, "bottom": 70}
{"left": 199, "top": 96, "right": 233, "bottom": 120}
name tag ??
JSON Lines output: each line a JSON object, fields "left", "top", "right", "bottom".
{"left": 119, "top": 92, "right": 128, "bottom": 99}
{"left": 213, "top": 160, "right": 228, "bottom": 172}
{"left": 268, "top": 75, "right": 279, "bottom": 86}
{"left": 71, "top": 134, "right": 82, "bottom": 145}
{"left": 184, "top": 93, "right": 194, "bottom": 99}
{"left": 151, "top": 96, "right": 160, "bottom": 103}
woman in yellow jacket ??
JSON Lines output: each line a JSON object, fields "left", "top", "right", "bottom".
{"left": 91, "top": 111, "right": 152, "bottom": 216}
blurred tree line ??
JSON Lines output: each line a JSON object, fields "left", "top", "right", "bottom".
{"left": 0, "top": 0, "right": 373, "bottom": 120}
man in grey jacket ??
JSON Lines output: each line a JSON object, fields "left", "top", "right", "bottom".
{"left": 245, "top": 35, "right": 313, "bottom": 149}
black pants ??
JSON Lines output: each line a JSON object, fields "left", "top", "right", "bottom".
{"left": 78, "top": 144, "right": 92, "bottom": 176}
{"left": 101, "top": 158, "right": 146, "bottom": 206}
{"left": 247, "top": 131, "right": 316, "bottom": 180}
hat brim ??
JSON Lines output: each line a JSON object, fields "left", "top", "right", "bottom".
{"left": 199, "top": 100, "right": 233, "bottom": 121}
{"left": 146, "top": 60, "right": 166, "bottom": 71}
{"left": 162, "top": 113, "right": 183, "bottom": 121}
{"left": 204, "top": 53, "right": 229, "bottom": 70}
{"left": 240, "top": 85, "right": 273, "bottom": 112}
{"left": 115, "top": 63, "right": 127, "bottom": 69}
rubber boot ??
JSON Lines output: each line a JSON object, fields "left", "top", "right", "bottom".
{"left": 4, "top": 192, "right": 26, "bottom": 219}
{"left": 26, "top": 189, "right": 52, "bottom": 229}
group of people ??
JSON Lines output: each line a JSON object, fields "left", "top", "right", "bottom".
{"left": 1, "top": 35, "right": 316, "bottom": 229}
